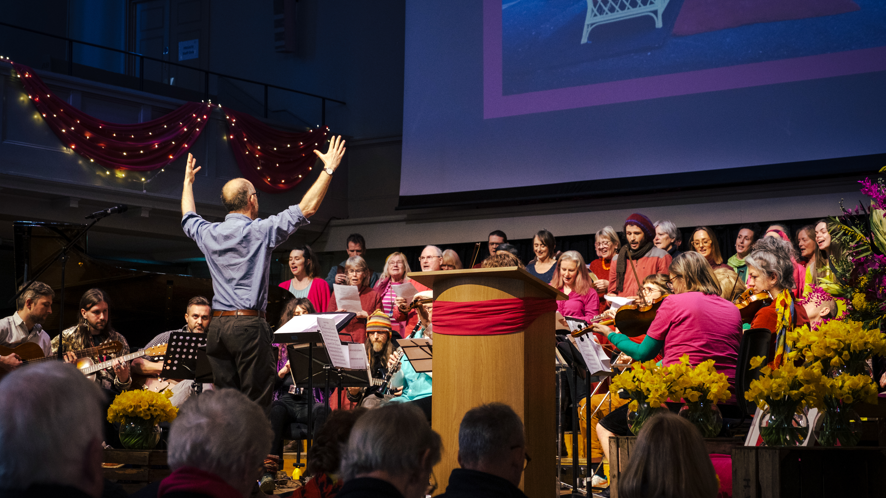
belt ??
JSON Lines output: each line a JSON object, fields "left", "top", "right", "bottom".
{"left": 212, "top": 310, "right": 266, "bottom": 318}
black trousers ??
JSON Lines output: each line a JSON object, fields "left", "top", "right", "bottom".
{"left": 269, "top": 394, "right": 331, "bottom": 459}
{"left": 206, "top": 315, "right": 275, "bottom": 410}
{"left": 409, "top": 396, "right": 433, "bottom": 423}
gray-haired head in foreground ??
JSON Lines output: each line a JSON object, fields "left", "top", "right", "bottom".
{"left": 458, "top": 403, "right": 525, "bottom": 468}
{"left": 0, "top": 362, "right": 105, "bottom": 493}
{"left": 168, "top": 389, "right": 273, "bottom": 495}
{"left": 341, "top": 402, "right": 442, "bottom": 481}
{"left": 744, "top": 236, "right": 796, "bottom": 291}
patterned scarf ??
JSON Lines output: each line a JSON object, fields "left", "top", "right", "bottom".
{"left": 770, "top": 289, "right": 797, "bottom": 369}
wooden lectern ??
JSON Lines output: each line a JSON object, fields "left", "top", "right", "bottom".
{"left": 409, "top": 267, "right": 566, "bottom": 497}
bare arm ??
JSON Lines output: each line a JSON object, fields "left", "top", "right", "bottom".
{"left": 298, "top": 135, "right": 346, "bottom": 218}
{"left": 181, "top": 153, "right": 201, "bottom": 216}
{"left": 131, "top": 357, "right": 164, "bottom": 377}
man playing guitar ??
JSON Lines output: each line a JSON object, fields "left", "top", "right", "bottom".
{"left": 0, "top": 282, "right": 54, "bottom": 372}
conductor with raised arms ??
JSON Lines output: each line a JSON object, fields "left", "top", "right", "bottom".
{"left": 181, "top": 136, "right": 346, "bottom": 409}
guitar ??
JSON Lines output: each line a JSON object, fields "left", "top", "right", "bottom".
{"left": 0, "top": 342, "right": 123, "bottom": 378}
{"left": 78, "top": 344, "right": 168, "bottom": 382}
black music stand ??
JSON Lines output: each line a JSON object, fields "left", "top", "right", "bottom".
{"left": 274, "top": 312, "right": 356, "bottom": 450}
{"left": 160, "top": 332, "right": 213, "bottom": 389}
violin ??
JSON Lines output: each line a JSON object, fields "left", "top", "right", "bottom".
{"left": 733, "top": 289, "right": 772, "bottom": 324}
{"left": 571, "top": 294, "right": 666, "bottom": 339}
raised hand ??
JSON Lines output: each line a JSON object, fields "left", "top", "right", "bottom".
{"left": 183, "top": 153, "right": 202, "bottom": 185}
{"left": 313, "top": 135, "right": 346, "bottom": 172}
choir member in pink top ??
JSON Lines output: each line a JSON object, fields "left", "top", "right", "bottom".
{"left": 550, "top": 250, "right": 599, "bottom": 323}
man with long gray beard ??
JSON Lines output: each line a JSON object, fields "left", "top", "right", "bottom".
{"left": 347, "top": 310, "right": 396, "bottom": 407}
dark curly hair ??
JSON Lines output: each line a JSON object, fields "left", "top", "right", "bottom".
{"left": 305, "top": 407, "right": 368, "bottom": 476}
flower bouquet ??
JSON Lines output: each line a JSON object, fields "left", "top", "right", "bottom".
{"left": 108, "top": 389, "right": 178, "bottom": 449}
{"left": 744, "top": 358, "right": 824, "bottom": 446}
{"left": 815, "top": 373, "right": 878, "bottom": 447}
{"left": 787, "top": 319, "right": 886, "bottom": 376}
{"left": 609, "top": 359, "right": 673, "bottom": 435}
{"left": 667, "top": 356, "right": 731, "bottom": 437}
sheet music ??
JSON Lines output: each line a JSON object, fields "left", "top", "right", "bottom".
{"left": 333, "top": 284, "right": 364, "bottom": 313}
{"left": 393, "top": 281, "right": 418, "bottom": 303}
{"left": 317, "top": 317, "right": 349, "bottom": 368}
{"left": 347, "top": 344, "right": 368, "bottom": 371}
{"left": 275, "top": 313, "right": 354, "bottom": 335}
{"left": 604, "top": 295, "right": 632, "bottom": 310}
{"left": 573, "top": 334, "right": 611, "bottom": 376}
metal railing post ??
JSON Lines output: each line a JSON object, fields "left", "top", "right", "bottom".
{"left": 204, "top": 71, "right": 210, "bottom": 100}
{"left": 67, "top": 40, "right": 73, "bottom": 76}
{"left": 322, "top": 99, "right": 326, "bottom": 127}
{"left": 264, "top": 85, "right": 269, "bottom": 119}
{"left": 139, "top": 56, "right": 145, "bottom": 91}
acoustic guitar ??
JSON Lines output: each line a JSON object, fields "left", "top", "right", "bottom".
{"left": 78, "top": 344, "right": 168, "bottom": 382}
{"left": 0, "top": 341, "right": 123, "bottom": 377}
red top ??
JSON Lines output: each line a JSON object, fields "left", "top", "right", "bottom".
{"left": 328, "top": 286, "right": 382, "bottom": 345}
{"left": 751, "top": 299, "right": 809, "bottom": 362}
{"left": 588, "top": 258, "right": 611, "bottom": 299}
{"left": 278, "top": 278, "right": 331, "bottom": 315}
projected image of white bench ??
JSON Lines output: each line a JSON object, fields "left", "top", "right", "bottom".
{"left": 581, "top": 0, "right": 672, "bottom": 44}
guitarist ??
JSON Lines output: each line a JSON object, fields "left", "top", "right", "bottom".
{"left": 0, "top": 282, "right": 55, "bottom": 372}
{"left": 51, "top": 288, "right": 132, "bottom": 392}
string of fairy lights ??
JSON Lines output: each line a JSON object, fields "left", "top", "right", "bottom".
{"left": 2, "top": 57, "right": 332, "bottom": 193}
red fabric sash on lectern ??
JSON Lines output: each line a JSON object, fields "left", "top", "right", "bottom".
{"left": 433, "top": 297, "right": 557, "bottom": 336}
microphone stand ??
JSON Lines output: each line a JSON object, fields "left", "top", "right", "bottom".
{"left": 10, "top": 216, "right": 104, "bottom": 360}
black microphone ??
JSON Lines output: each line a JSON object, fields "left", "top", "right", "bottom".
{"left": 85, "top": 204, "right": 128, "bottom": 220}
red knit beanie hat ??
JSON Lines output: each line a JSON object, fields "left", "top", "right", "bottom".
{"left": 624, "top": 213, "right": 655, "bottom": 241}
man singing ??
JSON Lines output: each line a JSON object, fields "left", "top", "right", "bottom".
{"left": 0, "top": 282, "right": 54, "bottom": 372}
{"left": 181, "top": 136, "right": 345, "bottom": 409}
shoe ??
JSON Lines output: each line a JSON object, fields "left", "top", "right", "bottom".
{"left": 258, "top": 473, "right": 275, "bottom": 494}
{"left": 589, "top": 475, "right": 609, "bottom": 488}
{"left": 592, "top": 486, "right": 611, "bottom": 498}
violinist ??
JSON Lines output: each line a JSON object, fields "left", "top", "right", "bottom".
{"left": 743, "top": 237, "right": 809, "bottom": 368}
{"left": 595, "top": 252, "right": 741, "bottom": 466}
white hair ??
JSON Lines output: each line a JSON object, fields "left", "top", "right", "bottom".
{"left": 423, "top": 245, "right": 443, "bottom": 257}
{"left": 0, "top": 362, "right": 104, "bottom": 489}
{"left": 168, "top": 389, "right": 272, "bottom": 492}
{"left": 654, "top": 220, "right": 678, "bottom": 240}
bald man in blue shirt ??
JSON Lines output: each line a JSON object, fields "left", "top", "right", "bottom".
{"left": 181, "top": 136, "right": 345, "bottom": 409}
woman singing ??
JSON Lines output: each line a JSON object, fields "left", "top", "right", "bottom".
{"left": 526, "top": 229, "right": 558, "bottom": 284}
{"left": 329, "top": 256, "right": 382, "bottom": 345}
{"left": 690, "top": 227, "right": 732, "bottom": 271}
{"left": 373, "top": 252, "right": 427, "bottom": 338}
{"left": 278, "top": 244, "right": 331, "bottom": 313}
{"left": 589, "top": 227, "right": 619, "bottom": 302}
{"left": 550, "top": 250, "right": 600, "bottom": 324}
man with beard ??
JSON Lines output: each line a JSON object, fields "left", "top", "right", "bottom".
{"left": 607, "top": 213, "right": 673, "bottom": 300}
{"left": 347, "top": 310, "right": 396, "bottom": 407}
{"left": 0, "top": 282, "right": 55, "bottom": 371}
{"left": 51, "top": 288, "right": 131, "bottom": 392}
{"left": 130, "top": 296, "right": 213, "bottom": 406}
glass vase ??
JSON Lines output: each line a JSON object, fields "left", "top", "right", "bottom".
{"left": 678, "top": 400, "right": 723, "bottom": 438}
{"left": 813, "top": 401, "right": 863, "bottom": 447}
{"left": 626, "top": 399, "right": 668, "bottom": 436}
{"left": 119, "top": 416, "right": 161, "bottom": 450}
{"left": 757, "top": 404, "right": 809, "bottom": 447}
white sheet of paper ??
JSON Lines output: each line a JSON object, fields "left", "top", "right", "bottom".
{"left": 275, "top": 313, "right": 353, "bottom": 335}
{"left": 573, "top": 334, "right": 611, "bottom": 376}
{"left": 317, "top": 317, "right": 349, "bottom": 368}
{"left": 333, "top": 284, "right": 364, "bottom": 313}
{"left": 393, "top": 282, "right": 418, "bottom": 303}
{"left": 347, "top": 344, "right": 368, "bottom": 371}
{"left": 604, "top": 295, "right": 632, "bottom": 310}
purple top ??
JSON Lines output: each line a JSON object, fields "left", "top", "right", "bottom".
{"left": 555, "top": 288, "right": 600, "bottom": 324}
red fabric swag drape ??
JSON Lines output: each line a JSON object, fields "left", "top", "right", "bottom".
{"left": 223, "top": 108, "right": 331, "bottom": 193}
{"left": 433, "top": 297, "right": 557, "bottom": 336}
{"left": 12, "top": 63, "right": 207, "bottom": 172}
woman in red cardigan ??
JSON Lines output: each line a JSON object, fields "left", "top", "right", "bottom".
{"left": 278, "top": 244, "right": 331, "bottom": 313}
{"left": 588, "top": 226, "right": 620, "bottom": 303}
{"left": 329, "top": 255, "right": 382, "bottom": 345}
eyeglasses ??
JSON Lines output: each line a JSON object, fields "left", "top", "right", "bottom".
{"left": 511, "top": 446, "right": 531, "bottom": 470}
{"left": 347, "top": 269, "right": 365, "bottom": 275}
{"left": 250, "top": 192, "right": 259, "bottom": 201}
{"left": 595, "top": 241, "right": 611, "bottom": 248}
{"left": 692, "top": 239, "right": 712, "bottom": 248}
{"left": 441, "top": 264, "right": 456, "bottom": 270}
{"left": 427, "top": 471, "right": 438, "bottom": 495}
{"left": 419, "top": 256, "right": 442, "bottom": 261}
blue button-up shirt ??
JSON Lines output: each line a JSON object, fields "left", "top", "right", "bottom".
{"left": 182, "top": 205, "right": 309, "bottom": 311}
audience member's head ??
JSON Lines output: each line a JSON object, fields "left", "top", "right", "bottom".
{"left": 0, "top": 363, "right": 105, "bottom": 497}
{"left": 457, "top": 403, "right": 527, "bottom": 487}
{"left": 420, "top": 245, "right": 443, "bottom": 271}
{"left": 617, "top": 412, "right": 719, "bottom": 498}
{"left": 487, "top": 230, "right": 507, "bottom": 256}
{"left": 653, "top": 220, "right": 678, "bottom": 252}
{"left": 306, "top": 408, "right": 369, "bottom": 477}
{"left": 166, "top": 389, "right": 273, "bottom": 498}
{"left": 441, "top": 249, "right": 463, "bottom": 270}
{"left": 341, "top": 403, "right": 442, "bottom": 498}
